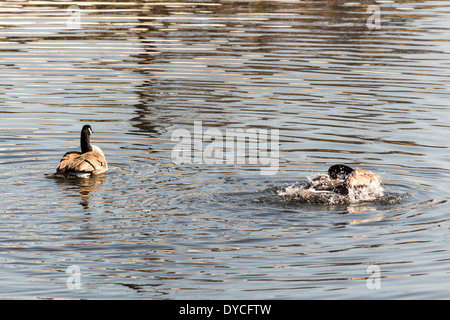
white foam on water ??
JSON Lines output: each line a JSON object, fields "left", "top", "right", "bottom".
{"left": 348, "top": 183, "right": 385, "bottom": 203}
{"left": 278, "top": 179, "right": 384, "bottom": 204}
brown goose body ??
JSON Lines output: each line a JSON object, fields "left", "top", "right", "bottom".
{"left": 56, "top": 125, "right": 108, "bottom": 177}
{"left": 298, "top": 164, "right": 382, "bottom": 202}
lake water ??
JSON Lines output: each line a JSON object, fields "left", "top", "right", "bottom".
{"left": 0, "top": 0, "right": 450, "bottom": 299}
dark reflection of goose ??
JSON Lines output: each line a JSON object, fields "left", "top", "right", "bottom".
{"left": 51, "top": 174, "right": 107, "bottom": 211}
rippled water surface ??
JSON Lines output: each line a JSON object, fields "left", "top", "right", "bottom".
{"left": 1, "top": 0, "right": 450, "bottom": 299}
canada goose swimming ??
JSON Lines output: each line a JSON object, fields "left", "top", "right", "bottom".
{"left": 55, "top": 125, "right": 108, "bottom": 177}
{"left": 297, "top": 164, "right": 382, "bottom": 202}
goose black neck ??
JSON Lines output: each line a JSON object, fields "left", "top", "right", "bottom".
{"left": 81, "top": 129, "right": 93, "bottom": 153}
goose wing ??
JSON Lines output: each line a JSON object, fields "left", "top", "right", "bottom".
{"left": 66, "top": 150, "right": 108, "bottom": 175}
{"left": 56, "top": 146, "right": 108, "bottom": 176}
{"left": 347, "top": 169, "right": 382, "bottom": 188}
{"left": 56, "top": 151, "right": 81, "bottom": 174}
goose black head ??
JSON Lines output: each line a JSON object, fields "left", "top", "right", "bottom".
{"left": 82, "top": 124, "right": 93, "bottom": 136}
{"left": 328, "top": 164, "right": 354, "bottom": 180}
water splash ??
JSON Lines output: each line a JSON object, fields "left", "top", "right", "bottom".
{"left": 278, "top": 176, "right": 385, "bottom": 205}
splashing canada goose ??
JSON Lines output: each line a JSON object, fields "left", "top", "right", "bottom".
{"left": 303, "top": 164, "right": 382, "bottom": 194}
{"left": 55, "top": 125, "right": 108, "bottom": 177}
{"left": 290, "top": 164, "right": 383, "bottom": 203}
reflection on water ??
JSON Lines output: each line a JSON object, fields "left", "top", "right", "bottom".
{"left": 0, "top": 0, "right": 450, "bottom": 299}
{"left": 50, "top": 174, "right": 107, "bottom": 211}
